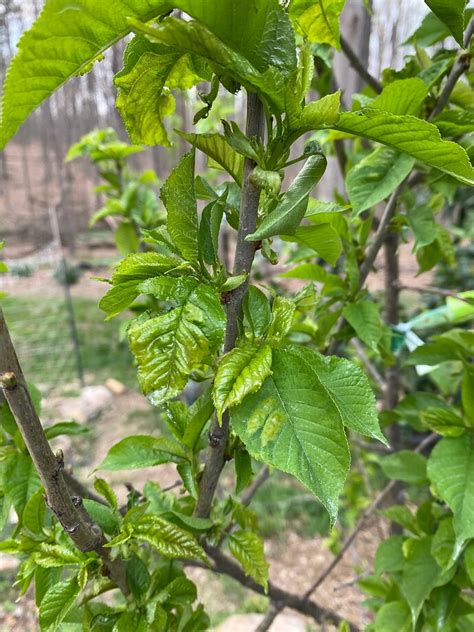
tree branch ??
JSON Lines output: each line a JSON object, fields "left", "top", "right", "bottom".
{"left": 194, "top": 91, "right": 265, "bottom": 518}
{"left": 340, "top": 35, "right": 382, "bottom": 94}
{"left": 0, "top": 310, "right": 129, "bottom": 596}
{"left": 201, "top": 545, "right": 360, "bottom": 632}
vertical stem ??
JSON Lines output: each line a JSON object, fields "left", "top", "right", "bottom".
{"left": 383, "top": 226, "right": 400, "bottom": 415}
{"left": 194, "top": 91, "right": 265, "bottom": 519}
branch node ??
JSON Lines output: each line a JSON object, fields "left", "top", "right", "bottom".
{"left": 71, "top": 495, "right": 83, "bottom": 507}
{"left": 208, "top": 431, "right": 222, "bottom": 448}
{"left": 0, "top": 371, "right": 17, "bottom": 390}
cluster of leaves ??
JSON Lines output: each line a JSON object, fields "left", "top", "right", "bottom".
{"left": 0, "top": 0, "right": 473, "bottom": 630}
{"left": 67, "top": 128, "right": 165, "bottom": 255}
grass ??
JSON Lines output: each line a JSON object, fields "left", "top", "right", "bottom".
{"left": 1, "top": 296, "right": 136, "bottom": 389}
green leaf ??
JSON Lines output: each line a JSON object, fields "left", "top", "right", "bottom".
{"left": 380, "top": 451, "right": 428, "bottom": 485}
{"left": 179, "top": 132, "right": 244, "bottom": 185}
{"left": 370, "top": 78, "right": 428, "bottom": 116}
{"left": 39, "top": 576, "right": 80, "bottom": 632}
{"left": 97, "top": 435, "right": 187, "bottom": 471}
{"left": 335, "top": 110, "right": 474, "bottom": 185}
{"left": 229, "top": 530, "right": 269, "bottom": 591}
{"left": 343, "top": 301, "right": 383, "bottom": 351}
{"left": 4, "top": 453, "right": 41, "bottom": 520}
{"left": 433, "top": 109, "right": 474, "bottom": 137}
{"left": 213, "top": 344, "right": 273, "bottom": 422}
{"left": 44, "top": 421, "right": 89, "bottom": 440}
{"left": 23, "top": 489, "right": 46, "bottom": 535}
{"left": 131, "top": 17, "right": 287, "bottom": 114}
{"left": 289, "top": 0, "right": 346, "bottom": 49}
{"left": 428, "top": 434, "right": 474, "bottom": 557}
{"left": 114, "top": 221, "right": 139, "bottom": 256}
{"left": 462, "top": 364, "right": 474, "bottom": 426}
{"left": 115, "top": 36, "right": 204, "bottom": 147}
{"left": 247, "top": 154, "right": 327, "bottom": 240}
{"left": 374, "top": 601, "right": 412, "bottom": 632}
{"left": 161, "top": 151, "right": 199, "bottom": 261}
{"left": 199, "top": 199, "right": 224, "bottom": 266}
{"left": 35, "top": 544, "right": 82, "bottom": 568}
{"left": 405, "top": 11, "right": 452, "bottom": 47}
{"left": 346, "top": 147, "right": 415, "bottom": 215}
{"left": 83, "top": 499, "right": 119, "bottom": 534}
{"left": 168, "top": 0, "right": 296, "bottom": 75}
{"left": 401, "top": 537, "right": 442, "bottom": 625}
{"left": 243, "top": 286, "right": 272, "bottom": 338}
{"left": 297, "top": 90, "right": 341, "bottom": 131}
{"left": 99, "top": 252, "right": 183, "bottom": 318}
{"left": 231, "top": 345, "right": 382, "bottom": 522}
{"left": 235, "top": 448, "right": 254, "bottom": 495}
{"left": 0, "top": 0, "right": 172, "bottom": 148}
{"left": 285, "top": 223, "right": 342, "bottom": 266}
{"left": 93, "top": 478, "right": 118, "bottom": 511}
{"left": 130, "top": 514, "right": 208, "bottom": 563}
{"left": 126, "top": 554, "right": 150, "bottom": 599}
{"left": 374, "top": 536, "right": 405, "bottom": 576}
{"left": 431, "top": 517, "right": 456, "bottom": 569}
{"left": 128, "top": 283, "right": 225, "bottom": 404}
{"left": 407, "top": 203, "right": 437, "bottom": 250}
{"left": 425, "top": 0, "right": 465, "bottom": 46}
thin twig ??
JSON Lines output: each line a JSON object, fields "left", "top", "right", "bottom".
{"left": 430, "top": 18, "right": 473, "bottom": 119}
{"left": 241, "top": 465, "right": 270, "bottom": 506}
{"left": 0, "top": 310, "right": 129, "bottom": 595}
{"left": 202, "top": 544, "right": 360, "bottom": 632}
{"left": 350, "top": 339, "right": 386, "bottom": 391}
{"left": 194, "top": 91, "right": 265, "bottom": 518}
{"left": 340, "top": 35, "right": 383, "bottom": 94}
{"left": 398, "top": 284, "right": 474, "bottom": 304}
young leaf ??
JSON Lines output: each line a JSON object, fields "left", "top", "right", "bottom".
{"left": 199, "top": 200, "right": 224, "bottom": 266}
{"left": 131, "top": 515, "right": 208, "bottom": 563}
{"left": 98, "top": 435, "right": 188, "bottom": 471}
{"left": 373, "top": 601, "right": 412, "bottom": 632}
{"left": 427, "top": 434, "right": 474, "bottom": 557}
{"left": 179, "top": 132, "right": 244, "bottom": 185}
{"left": 115, "top": 221, "right": 139, "bottom": 256}
{"left": 267, "top": 297, "right": 296, "bottom": 343}
{"left": 99, "top": 252, "right": 183, "bottom": 318}
{"left": 22, "top": 489, "right": 46, "bottom": 535}
{"left": 115, "top": 36, "right": 205, "bottom": 147}
{"left": 128, "top": 284, "right": 225, "bottom": 404}
{"left": 247, "top": 154, "right": 327, "bottom": 241}
{"left": 130, "top": 17, "right": 287, "bottom": 114}
{"left": 346, "top": 147, "right": 415, "bottom": 215}
{"left": 161, "top": 151, "right": 199, "bottom": 261}
{"left": 39, "top": 576, "right": 80, "bottom": 632}
{"left": 0, "top": 0, "right": 172, "bottom": 148}
{"left": 44, "top": 421, "right": 89, "bottom": 440}
{"left": 213, "top": 344, "right": 273, "bottom": 422}
{"left": 425, "top": 0, "right": 465, "bottom": 46}
{"left": 289, "top": 0, "right": 346, "bottom": 49}
{"left": 83, "top": 499, "right": 119, "bottom": 534}
{"left": 231, "top": 345, "right": 382, "bottom": 522}
{"left": 243, "top": 286, "right": 272, "bottom": 338}
{"left": 299, "top": 90, "right": 341, "bottom": 131}
{"left": 229, "top": 530, "right": 269, "bottom": 591}
{"left": 335, "top": 110, "right": 474, "bottom": 185}
{"left": 94, "top": 478, "right": 118, "bottom": 511}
